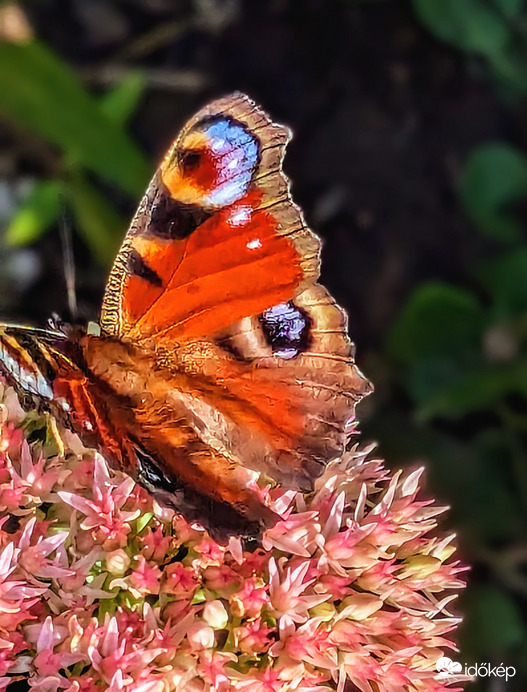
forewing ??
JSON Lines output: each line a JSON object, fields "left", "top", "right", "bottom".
{"left": 101, "top": 93, "right": 318, "bottom": 341}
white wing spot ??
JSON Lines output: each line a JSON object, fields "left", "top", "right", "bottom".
{"left": 230, "top": 206, "right": 252, "bottom": 226}
{"left": 246, "top": 238, "right": 262, "bottom": 250}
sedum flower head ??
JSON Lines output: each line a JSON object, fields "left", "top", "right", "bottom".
{"left": 0, "top": 384, "right": 466, "bottom": 691}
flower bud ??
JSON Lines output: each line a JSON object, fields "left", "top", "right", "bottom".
{"left": 187, "top": 622, "right": 215, "bottom": 650}
{"left": 105, "top": 549, "right": 130, "bottom": 575}
{"left": 400, "top": 555, "right": 440, "bottom": 579}
{"left": 340, "top": 593, "right": 383, "bottom": 620}
{"left": 202, "top": 600, "right": 229, "bottom": 630}
{"left": 310, "top": 602, "right": 336, "bottom": 621}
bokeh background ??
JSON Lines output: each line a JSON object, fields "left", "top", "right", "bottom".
{"left": 1, "top": 0, "right": 527, "bottom": 689}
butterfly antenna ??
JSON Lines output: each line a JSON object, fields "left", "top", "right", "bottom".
{"left": 59, "top": 201, "right": 78, "bottom": 321}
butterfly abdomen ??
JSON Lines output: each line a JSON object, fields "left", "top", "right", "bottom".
{"left": 0, "top": 326, "right": 71, "bottom": 411}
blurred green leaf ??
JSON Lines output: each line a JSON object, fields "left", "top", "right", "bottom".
{"left": 417, "top": 360, "right": 527, "bottom": 419}
{"left": 412, "top": 0, "right": 527, "bottom": 97}
{"left": 5, "top": 180, "right": 63, "bottom": 246}
{"left": 460, "top": 143, "right": 527, "bottom": 243}
{"left": 489, "top": 49, "right": 527, "bottom": 97}
{"left": 66, "top": 175, "right": 125, "bottom": 265}
{"left": 388, "top": 282, "right": 486, "bottom": 409}
{"left": 412, "top": 0, "right": 509, "bottom": 55}
{"left": 405, "top": 356, "right": 474, "bottom": 410}
{"left": 388, "top": 282, "right": 484, "bottom": 364}
{"left": 462, "top": 584, "right": 526, "bottom": 656}
{"left": 99, "top": 71, "right": 146, "bottom": 127}
{"left": 4, "top": 65, "right": 147, "bottom": 261}
{"left": 493, "top": 0, "right": 526, "bottom": 18}
{"left": 476, "top": 248, "right": 527, "bottom": 313}
{"left": 0, "top": 41, "right": 150, "bottom": 197}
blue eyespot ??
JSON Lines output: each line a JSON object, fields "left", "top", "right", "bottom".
{"left": 260, "top": 301, "right": 311, "bottom": 359}
{"left": 197, "top": 117, "right": 259, "bottom": 208}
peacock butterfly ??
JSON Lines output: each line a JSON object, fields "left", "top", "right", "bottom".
{"left": 0, "top": 94, "right": 372, "bottom": 536}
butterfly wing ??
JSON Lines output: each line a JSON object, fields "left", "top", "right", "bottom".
{"left": 101, "top": 93, "right": 319, "bottom": 340}
{"left": 0, "top": 324, "right": 271, "bottom": 536}
{"left": 98, "top": 93, "right": 371, "bottom": 496}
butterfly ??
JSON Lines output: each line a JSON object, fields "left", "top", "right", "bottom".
{"left": 0, "top": 94, "right": 372, "bottom": 537}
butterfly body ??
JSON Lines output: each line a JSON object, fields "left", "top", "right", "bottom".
{"left": 0, "top": 94, "right": 372, "bottom": 536}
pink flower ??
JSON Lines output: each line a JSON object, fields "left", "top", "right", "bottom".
{"left": 197, "top": 650, "right": 236, "bottom": 689}
{"left": 233, "top": 618, "right": 273, "bottom": 654}
{"left": 128, "top": 556, "right": 161, "bottom": 596}
{"left": 140, "top": 528, "right": 173, "bottom": 563}
{"left": 186, "top": 622, "right": 215, "bottom": 651}
{"left": 58, "top": 456, "right": 140, "bottom": 550}
{"left": 269, "top": 558, "right": 329, "bottom": 626}
{"left": 0, "top": 384, "right": 467, "bottom": 691}
{"left": 18, "top": 518, "right": 74, "bottom": 580}
{"left": 194, "top": 537, "right": 226, "bottom": 567}
{"left": 230, "top": 576, "right": 269, "bottom": 618}
{"left": 87, "top": 615, "right": 164, "bottom": 683}
{"left": 203, "top": 564, "right": 240, "bottom": 593}
{"left": 163, "top": 561, "right": 200, "bottom": 598}
{"left": 32, "top": 616, "right": 84, "bottom": 687}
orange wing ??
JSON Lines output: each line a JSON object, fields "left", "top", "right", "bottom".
{"left": 101, "top": 94, "right": 318, "bottom": 341}
{"left": 99, "top": 93, "right": 371, "bottom": 494}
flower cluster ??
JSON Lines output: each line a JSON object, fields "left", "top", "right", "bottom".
{"left": 0, "top": 384, "right": 466, "bottom": 691}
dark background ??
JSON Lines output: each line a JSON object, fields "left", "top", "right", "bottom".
{"left": 2, "top": 1, "right": 527, "bottom": 690}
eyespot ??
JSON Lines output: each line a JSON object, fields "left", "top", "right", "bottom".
{"left": 191, "top": 116, "right": 260, "bottom": 208}
{"left": 259, "top": 301, "right": 311, "bottom": 359}
{"left": 178, "top": 149, "right": 203, "bottom": 173}
{"left": 162, "top": 116, "right": 261, "bottom": 209}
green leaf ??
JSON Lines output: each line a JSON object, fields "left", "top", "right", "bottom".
{"left": 459, "top": 143, "right": 527, "bottom": 242}
{"left": 0, "top": 41, "right": 150, "bottom": 197}
{"left": 493, "top": 0, "right": 525, "bottom": 18}
{"left": 191, "top": 588, "right": 207, "bottom": 604}
{"left": 66, "top": 175, "right": 125, "bottom": 265}
{"left": 5, "top": 179, "right": 63, "bottom": 245}
{"left": 388, "top": 282, "right": 484, "bottom": 364}
{"left": 388, "top": 282, "right": 486, "bottom": 409}
{"left": 413, "top": 0, "right": 527, "bottom": 96}
{"left": 476, "top": 248, "right": 527, "bottom": 313}
{"left": 99, "top": 71, "right": 146, "bottom": 127}
{"left": 135, "top": 512, "right": 154, "bottom": 534}
{"left": 417, "top": 360, "right": 527, "bottom": 419}
{"left": 412, "top": 0, "right": 510, "bottom": 56}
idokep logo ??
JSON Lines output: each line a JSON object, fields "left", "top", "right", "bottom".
{"left": 436, "top": 657, "right": 462, "bottom": 677}
{"left": 436, "top": 656, "right": 516, "bottom": 682}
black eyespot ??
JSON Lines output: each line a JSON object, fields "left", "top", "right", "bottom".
{"left": 259, "top": 301, "right": 311, "bottom": 359}
{"left": 177, "top": 149, "right": 203, "bottom": 172}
